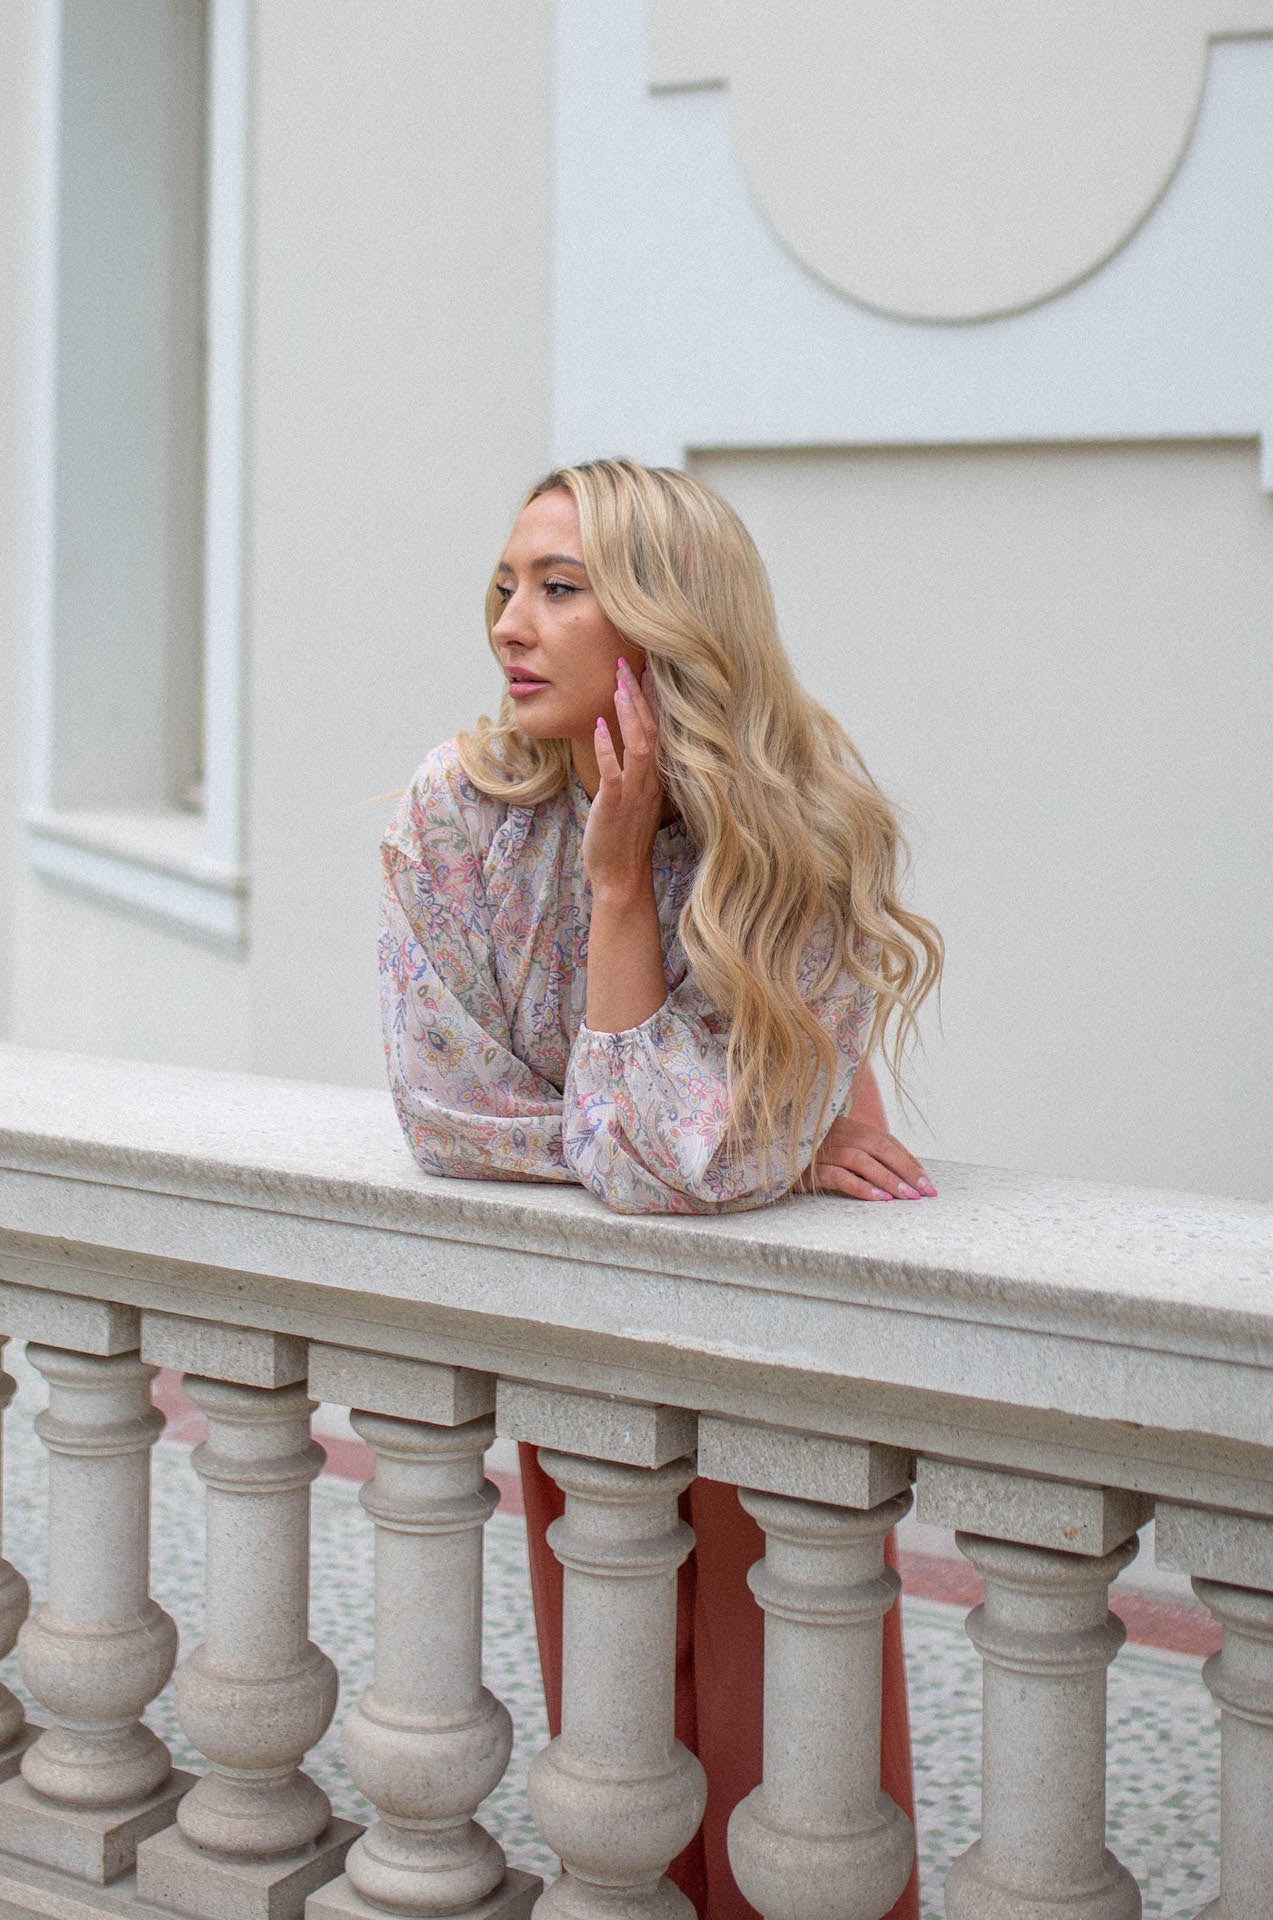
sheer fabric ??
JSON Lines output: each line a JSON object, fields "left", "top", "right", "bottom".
{"left": 379, "top": 741, "right": 875, "bottom": 1214}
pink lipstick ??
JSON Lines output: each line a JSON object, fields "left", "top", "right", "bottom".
{"left": 506, "top": 667, "right": 549, "bottom": 699}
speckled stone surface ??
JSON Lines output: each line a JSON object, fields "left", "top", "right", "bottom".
{"left": 0, "top": 1046, "right": 1252, "bottom": 1915}
{"left": 3, "top": 1044, "right": 1273, "bottom": 1517}
{"left": 0, "top": 1043, "right": 1269, "bottom": 1329}
{"left": 0, "top": 1345, "right": 1222, "bottom": 1919}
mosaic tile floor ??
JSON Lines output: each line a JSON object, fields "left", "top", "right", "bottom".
{"left": 1, "top": 1351, "right": 1222, "bottom": 1919}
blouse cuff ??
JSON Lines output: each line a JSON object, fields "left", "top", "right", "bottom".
{"left": 575, "top": 1000, "right": 678, "bottom": 1063}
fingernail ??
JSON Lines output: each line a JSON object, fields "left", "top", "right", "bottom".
{"left": 595, "top": 716, "right": 607, "bottom": 732}
{"left": 899, "top": 1183, "right": 920, "bottom": 1200}
{"left": 871, "top": 1188, "right": 892, "bottom": 1201}
{"left": 617, "top": 657, "right": 629, "bottom": 676}
{"left": 917, "top": 1178, "right": 938, "bottom": 1197}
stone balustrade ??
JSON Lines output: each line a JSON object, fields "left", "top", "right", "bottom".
{"left": 0, "top": 1042, "right": 1270, "bottom": 1920}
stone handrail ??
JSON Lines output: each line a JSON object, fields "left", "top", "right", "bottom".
{"left": 0, "top": 1041, "right": 1270, "bottom": 1920}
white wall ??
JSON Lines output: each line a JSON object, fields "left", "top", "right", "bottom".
{"left": 695, "top": 441, "right": 1273, "bottom": 1202}
{"left": 3, "top": 0, "right": 1268, "bottom": 1208}
{"left": 554, "top": 8, "right": 1273, "bottom": 474}
{"left": 0, "top": 3, "right": 40, "bottom": 1047}
{"left": 243, "top": 0, "right": 554, "bottom": 1087}
{"left": 547, "top": 0, "right": 1273, "bottom": 1202}
{"left": 5, "top": 0, "right": 554, "bottom": 1086}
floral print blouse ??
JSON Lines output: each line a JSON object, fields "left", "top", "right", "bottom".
{"left": 378, "top": 740, "right": 876, "bottom": 1216}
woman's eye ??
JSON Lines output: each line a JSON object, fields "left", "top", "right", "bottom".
{"left": 493, "top": 583, "right": 512, "bottom": 603}
{"left": 545, "top": 579, "right": 579, "bottom": 598}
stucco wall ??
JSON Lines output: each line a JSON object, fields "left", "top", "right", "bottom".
{"left": 694, "top": 440, "right": 1273, "bottom": 1201}
{"left": 0, "top": 4, "right": 37, "bottom": 1048}
{"left": 6, "top": 0, "right": 554, "bottom": 1086}
{"left": 3, "top": 0, "right": 1268, "bottom": 1205}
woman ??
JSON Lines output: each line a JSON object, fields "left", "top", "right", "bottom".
{"left": 379, "top": 459, "right": 942, "bottom": 1920}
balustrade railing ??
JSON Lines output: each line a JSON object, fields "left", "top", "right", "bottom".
{"left": 0, "top": 1042, "right": 1270, "bottom": 1919}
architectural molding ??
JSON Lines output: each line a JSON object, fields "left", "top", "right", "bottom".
{"left": 649, "top": 1, "right": 1273, "bottom": 322}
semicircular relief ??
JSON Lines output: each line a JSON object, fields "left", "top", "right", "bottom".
{"left": 649, "top": 0, "right": 1273, "bottom": 323}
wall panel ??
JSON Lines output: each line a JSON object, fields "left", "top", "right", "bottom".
{"left": 695, "top": 441, "right": 1273, "bottom": 1200}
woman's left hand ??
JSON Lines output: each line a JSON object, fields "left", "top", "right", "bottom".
{"left": 797, "top": 1114, "right": 938, "bottom": 1200}
{"left": 583, "top": 659, "right": 667, "bottom": 900}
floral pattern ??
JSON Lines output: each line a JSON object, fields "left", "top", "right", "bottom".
{"left": 379, "top": 740, "right": 876, "bottom": 1215}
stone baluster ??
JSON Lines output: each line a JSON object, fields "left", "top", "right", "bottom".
{"left": 136, "top": 1372, "right": 355, "bottom": 1920}
{"left": 1188, "top": 1580, "right": 1273, "bottom": 1919}
{"left": 0, "top": 1337, "right": 32, "bottom": 1780}
{"left": 308, "top": 1407, "right": 538, "bottom": 1920}
{"left": 918, "top": 1460, "right": 1151, "bottom": 1920}
{"left": 1154, "top": 1499, "right": 1273, "bottom": 1919}
{"left": 0, "top": 1345, "right": 185, "bottom": 1883}
{"left": 946, "top": 1532, "right": 1140, "bottom": 1919}
{"left": 726, "top": 1489, "right": 914, "bottom": 1920}
{"left": 498, "top": 1376, "right": 705, "bottom": 1920}
{"left": 528, "top": 1447, "right": 706, "bottom": 1920}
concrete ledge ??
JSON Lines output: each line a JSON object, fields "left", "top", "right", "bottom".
{"left": 308, "top": 1344, "right": 495, "bottom": 1424}
{"left": 2, "top": 1044, "right": 1273, "bottom": 1517}
{"left": 0, "top": 1772, "right": 194, "bottom": 1886}
{"left": 306, "top": 1866, "right": 542, "bottom": 1920}
{"left": 497, "top": 1380, "right": 696, "bottom": 1467}
{"left": 918, "top": 1460, "right": 1152, "bottom": 1556}
{"left": 1155, "top": 1501, "right": 1273, "bottom": 1590}
{"left": 698, "top": 1416, "right": 911, "bottom": 1508}
{"left": 136, "top": 1818, "right": 359, "bottom": 1920}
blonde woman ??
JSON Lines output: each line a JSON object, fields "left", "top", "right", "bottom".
{"left": 380, "top": 459, "right": 942, "bottom": 1920}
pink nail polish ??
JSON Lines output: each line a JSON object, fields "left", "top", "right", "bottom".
{"left": 899, "top": 1183, "right": 920, "bottom": 1200}
{"left": 871, "top": 1188, "right": 892, "bottom": 1201}
{"left": 918, "top": 1178, "right": 938, "bottom": 1197}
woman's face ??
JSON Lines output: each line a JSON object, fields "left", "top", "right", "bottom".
{"left": 492, "top": 489, "right": 644, "bottom": 756}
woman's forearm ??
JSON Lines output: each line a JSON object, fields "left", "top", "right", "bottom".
{"left": 847, "top": 1058, "right": 888, "bottom": 1130}
{"left": 585, "top": 881, "right": 668, "bottom": 1032}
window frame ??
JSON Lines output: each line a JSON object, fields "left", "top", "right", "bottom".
{"left": 23, "top": 0, "right": 250, "bottom": 949}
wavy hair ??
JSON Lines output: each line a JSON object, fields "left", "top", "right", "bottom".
{"left": 456, "top": 457, "right": 942, "bottom": 1177}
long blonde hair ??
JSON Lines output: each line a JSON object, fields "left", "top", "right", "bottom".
{"left": 457, "top": 458, "right": 942, "bottom": 1177}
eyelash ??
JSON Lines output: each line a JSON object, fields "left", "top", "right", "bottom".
{"left": 494, "top": 579, "right": 580, "bottom": 603}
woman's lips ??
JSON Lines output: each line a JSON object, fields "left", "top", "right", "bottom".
{"left": 507, "top": 674, "right": 549, "bottom": 698}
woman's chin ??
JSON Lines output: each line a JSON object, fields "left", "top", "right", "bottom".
{"left": 513, "top": 704, "right": 574, "bottom": 740}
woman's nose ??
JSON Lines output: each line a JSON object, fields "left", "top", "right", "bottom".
{"left": 492, "top": 591, "right": 528, "bottom": 642}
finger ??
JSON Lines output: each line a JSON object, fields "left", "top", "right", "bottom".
{"left": 866, "top": 1134, "right": 937, "bottom": 1197}
{"left": 837, "top": 1147, "right": 922, "bottom": 1200}
{"left": 805, "top": 1162, "right": 896, "bottom": 1201}
{"left": 594, "top": 715, "right": 623, "bottom": 787}
{"left": 615, "top": 658, "right": 655, "bottom": 753}
{"left": 640, "top": 663, "right": 662, "bottom": 725}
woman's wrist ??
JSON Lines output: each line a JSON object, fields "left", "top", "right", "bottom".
{"left": 588, "top": 871, "right": 657, "bottom": 913}
{"left": 585, "top": 881, "right": 667, "bottom": 1032}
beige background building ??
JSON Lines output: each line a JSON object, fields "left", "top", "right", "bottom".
{"left": 1, "top": 0, "right": 1269, "bottom": 1202}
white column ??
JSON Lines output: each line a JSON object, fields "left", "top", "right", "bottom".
{"left": 527, "top": 1449, "right": 706, "bottom": 1920}
{"left": 309, "top": 1410, "right": 539, "bottom": 1920}
{"left": 136, "top": 1375, "right": 354, "bottom": 1920}
{"left": 946, "top": 1533, "right": 1140, "bottom": 1920}
{"left": 726, "top": 1489, "right": 913, "bottom": 1920}
{"left": 0, "top": 1338, "right": 31, "bottom": 1777}
{"left": 1191, "top": 1578, "right": 1273, "bottom": 1919}
{"left": 1, "top": 1346, "right": 183, "bottom": 1883}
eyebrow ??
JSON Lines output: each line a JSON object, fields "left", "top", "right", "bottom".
{"left": 495, "top": 552, "right": 586, "bottom": 575}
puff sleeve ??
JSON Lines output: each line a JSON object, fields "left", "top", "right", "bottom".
{"left": 561, "top": 927, "right": 876, "bottom": 1216}
{"left": 378, "top": 751, "right": 574, "bottom": 1185}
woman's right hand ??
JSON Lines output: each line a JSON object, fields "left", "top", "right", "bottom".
{"left": 582, "top": 659, "right": 666, "bottom": 902}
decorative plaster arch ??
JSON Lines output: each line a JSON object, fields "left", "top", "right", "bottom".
{"left": 649, "top": 0, "right": 1273, "bottom": 322}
